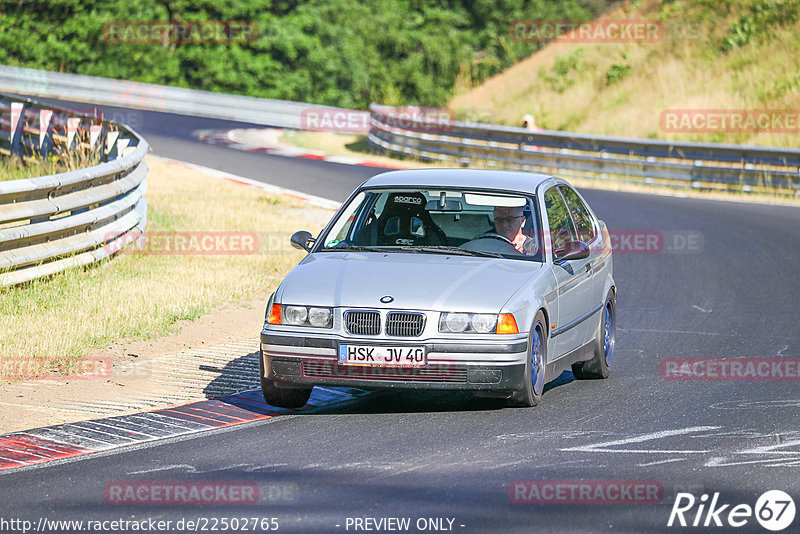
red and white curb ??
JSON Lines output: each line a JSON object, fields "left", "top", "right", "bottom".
{"left": 196, "top": 127, "right": 405, "bottom": 170}
{"left": 0, "top": 387, "right": 369, "bottom": 471}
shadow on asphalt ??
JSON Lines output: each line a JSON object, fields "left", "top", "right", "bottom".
{"left": 202, "top": 350, "right": 579, "bottom": 417}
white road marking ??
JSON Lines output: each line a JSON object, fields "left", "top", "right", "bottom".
{"left": 637, "top": 458, "right": 684, "bottom": 467}
{"left": 739, "top": 438, "right": 800, "bottom": 455}
{"left": 709, "top": 399, "right": 800, "bottom": 411}
{"left": 692, "top": 305, "right": 712, "bottom": 313}
{"left": 561, "top": 425, "right": 719, "bottom": 453}
{"left": 705, "top": 457, "right": 800, "bottom": 467}
{"left": 127, "top": 464, "right": 195, "bottom": 475}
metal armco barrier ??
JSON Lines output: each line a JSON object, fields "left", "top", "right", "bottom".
{"left": 0, "top": 65, "right": 340, "bottom": 129}
{"left": 0, "top": 93, "right": 148, "bottom": 287}
{"left": 368, "top": 104, "right": 800, "bottom": 192}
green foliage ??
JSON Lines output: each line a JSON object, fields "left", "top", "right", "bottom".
{"left": 539, "top": 47, "right": 585, "bottom": 93}
{"left": 721, "top": 0, "right": 800, "bottom": 52}
{"left": 605, "top": 62, "right": 631, "bottom": 85}
{"left": 0, "top": 0, "right": 616, "bottom": 108}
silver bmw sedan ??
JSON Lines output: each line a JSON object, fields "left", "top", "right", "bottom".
{"left": 260, "top": 169, "right": 615, "bottom": 408}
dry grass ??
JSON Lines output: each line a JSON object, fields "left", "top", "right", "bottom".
{"left": 0, "top": 156, "right": 332, "bottom": 370}
{"left": 0, "top": 127, "right": 111, "bottom": 181}
{"left": 449, "top": 0, "right": 800, "bottom": 148}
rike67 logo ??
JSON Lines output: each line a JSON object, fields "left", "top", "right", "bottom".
{"left": 668, "top": 490, "right": 796, "bottom": 531}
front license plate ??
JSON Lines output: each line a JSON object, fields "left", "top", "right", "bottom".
{"left": 338, "top": 345, "right": 426, "bottom": 367}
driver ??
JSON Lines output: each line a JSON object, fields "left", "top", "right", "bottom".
{"left": 493, "top": 206, "right": 537, "bottom": 255}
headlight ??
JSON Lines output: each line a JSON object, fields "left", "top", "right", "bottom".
{"left": 268, "top": 305, "right": 333, "bottom": 328}
{"left": 471, "top": 314, "right": 497, "bottom": 333}
{"left": 441, "top": 313, "right": 470, "bottom": 333}
{"left": 284, "top": 306, "right": 308, "bottom": 325}
{"left": 308, "top": 307, "right": 333, "bottom": 327}
{"left": 439, "top": 312, "right": 515, "bottom": 334}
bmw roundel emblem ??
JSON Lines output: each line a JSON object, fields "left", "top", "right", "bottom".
{"left": 380, "top": 295, "right": 394, "bottom": 304}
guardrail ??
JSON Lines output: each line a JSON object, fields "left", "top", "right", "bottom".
{"left": 0, "top": 65, "right": 339, "bottom": 129}
{"left": 368, "top": 104, "right": 800, "bottom": 193}
{"left": 4, "top": 66, "right": 797, "bottom": 193}
{"left": 0, "top": 93, "right": 148, "bottom": 287}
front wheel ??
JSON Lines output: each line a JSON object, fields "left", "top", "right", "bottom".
{"left": 259, "top": 355, "right": 313, "bottom": 408}
{"left": 507, "top": 310, "right": 547, "bottom": 407}
{"left": 572, "top": 290, "right": 615, "bottom": 379}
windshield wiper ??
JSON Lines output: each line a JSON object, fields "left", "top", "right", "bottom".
{"left": 321, "top": 245, "right": 390, "bottom": 253}
{"left": 402, "top": 246, "right": 505, "bottom": 258}
{"left": 323, "top": 244, "right": 504, "bottom": 258}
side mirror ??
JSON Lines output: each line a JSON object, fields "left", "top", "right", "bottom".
{"left": 555, "top": 241, "right": 590, "bottom": 263}
{"left": 290, "top": 230, "right": 315, "bottom": 252}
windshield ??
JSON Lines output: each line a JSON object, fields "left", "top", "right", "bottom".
{"left": 319, "top": 188, "right": 543, "bottom": 261}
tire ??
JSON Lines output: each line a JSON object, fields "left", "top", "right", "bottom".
{"left": 259, "top": 355, "right": 313, "bottom": 408}
{"left": 507, "top": 310, "right": 547, "bottom": 407}
{"left": 572, "top": 290, "right": 615, "bottom": 379}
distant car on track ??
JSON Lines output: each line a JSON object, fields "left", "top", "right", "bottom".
{"left": 260, "top": 169, "right": 615, "bottom": 408}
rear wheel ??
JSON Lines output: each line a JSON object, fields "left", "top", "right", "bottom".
{"left": 507, "top": 311, "right": 547, "bottom": 407}
{"left": 259, "top": 355, "right": 313, "bottom": 408}
{"left": 572, "top": 290, "right": 615, "bottom": 379}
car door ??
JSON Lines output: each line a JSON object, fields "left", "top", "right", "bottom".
{"left": 559, "top": 185, "right": 606, "bottom": 315}
{"left": 543, "top": 186, "right": 594, "bottom": 357}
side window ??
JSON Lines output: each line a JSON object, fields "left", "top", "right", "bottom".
{"left": 559, "top": 186, "right": 595, "bottom": 243}
{"left": 544, "top": 187, "right": 577, "bottom": 256}
{"left": 325, "top": 192, "right": 366, "bottom": 246}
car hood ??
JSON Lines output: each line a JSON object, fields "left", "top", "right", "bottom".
{"left": 278, "top": 251, "right": 543, "bottom": 312}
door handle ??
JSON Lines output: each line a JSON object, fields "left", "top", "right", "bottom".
{"left": 585, "top": 263, "right": 592, "bottom": 274}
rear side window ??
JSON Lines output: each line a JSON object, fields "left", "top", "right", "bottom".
{"left": 559, "top": 186, "right": 596, "bottom": 243}
{"left": 544, "top": 187, "right": 577, "bottom": 255}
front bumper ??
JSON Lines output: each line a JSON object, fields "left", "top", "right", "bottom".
{"left": 260, "top": 331, "right": 529, "bottom": 393}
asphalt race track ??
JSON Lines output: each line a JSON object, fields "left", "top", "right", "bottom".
{"left": 1, "top": 104, "right": 799, "bottom": 533}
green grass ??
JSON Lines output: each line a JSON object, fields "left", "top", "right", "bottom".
{"left": 0, "top": 156, "right": 67, "bottom": 182}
